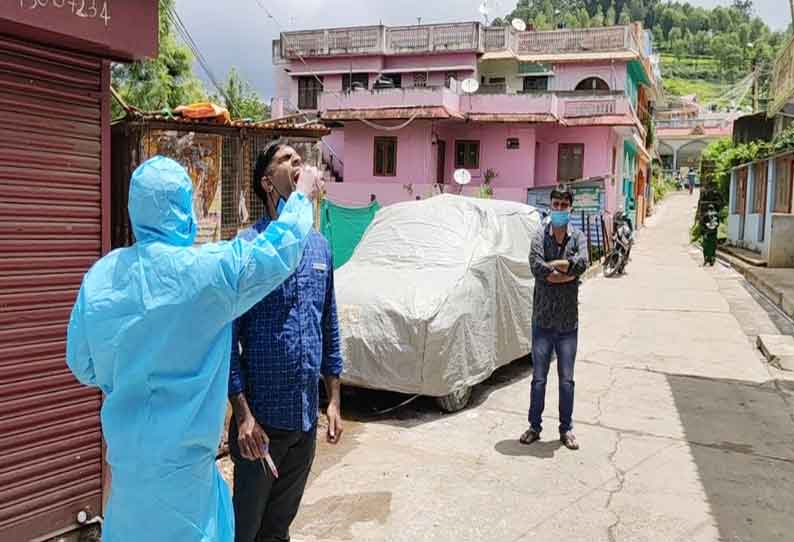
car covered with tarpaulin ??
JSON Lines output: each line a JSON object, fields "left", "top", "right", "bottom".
{"left": 335, "top": 195, "right": 543, "bottom": 411}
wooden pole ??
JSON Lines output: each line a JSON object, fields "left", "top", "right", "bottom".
{"left": 789, "top": 0, "right": 794, "bottom": 31}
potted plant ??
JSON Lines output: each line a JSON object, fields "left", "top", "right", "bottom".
{"left": 480, "top": 168, "right": 498, "bottom": 199}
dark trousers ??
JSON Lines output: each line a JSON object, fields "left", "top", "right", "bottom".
{"left": 229, "top": 420, "right": 317, "bottom": 542}
{"left": 528, "top": 325, "right": 578, "bottom": 435}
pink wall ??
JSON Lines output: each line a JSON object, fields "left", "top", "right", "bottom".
{"left": 320, "top": 87, "right": 458, "bottom": 111}
{"left": 344, "top": 120, "right": 435, "bottom": 184}
{"left": 533, "top": 126, "right": 615, "bottom": 187}
{"left": 286, "top": 56, "right": 385, "bottom": 74}
{"left": 383, "top": 53, "right": 478, "bottom": 71}
{"left": 551, "top": 62, "right": 628, "bottom": 92}
{"left": 325, "top": 182, "right": 529, "bottom": 206}
{"left": 462, "top": 93, "right": 556, "bottom": 115}
{"left": 435, "top": 124, "right": 537, "bottom": 187}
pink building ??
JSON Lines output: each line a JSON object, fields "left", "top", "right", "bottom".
{"left": 272, "top": 22, "right": 656, "bottom": 223}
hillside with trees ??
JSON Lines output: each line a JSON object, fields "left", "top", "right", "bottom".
{"left": 495, "top": 0, "right": 788, "bottom": 108}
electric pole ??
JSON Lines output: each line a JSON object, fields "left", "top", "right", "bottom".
{"left": 752, "top": 58, "right": 759, "bottom": 113}
{"left": 790, "top": 0, "right": 794, "bottom": 32}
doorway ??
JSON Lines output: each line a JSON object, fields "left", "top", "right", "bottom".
{"left": 436, "top": 140, "right": 446, "bottom": 184}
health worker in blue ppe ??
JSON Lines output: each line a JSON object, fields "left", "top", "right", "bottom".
{"left": 65, "top": 154, "right": 323, "bottom": 542}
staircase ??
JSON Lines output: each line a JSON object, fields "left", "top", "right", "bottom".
{"left": 321, "top": 148, "right": 344, "bottom": 183}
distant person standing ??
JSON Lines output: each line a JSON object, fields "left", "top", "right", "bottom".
{"left": 520, "top": 186, "right": 589, "bottom": 450}
{"left": 702, "top": 204, "right": 720, "bottom": 266}
{"left": 687, "top": 170, "right": 696, "bottom": 195}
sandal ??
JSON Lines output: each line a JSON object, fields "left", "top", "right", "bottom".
{"left": 560, "top": 431, "right": 580, "bottom": 450}
{"left": 519, "top": 428, "right": 541, "bottom": 445}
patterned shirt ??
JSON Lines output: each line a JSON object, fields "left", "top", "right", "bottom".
{"left": 529, "top": 222, "right": 589, "bottom": 332}
{"left": 229, "top": 219, "right": 343, "bottom": 432}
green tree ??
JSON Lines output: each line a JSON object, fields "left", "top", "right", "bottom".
{"left": 578, "top": 7, "right": 592, "bottom": 27}
{"left": 210, "top": 68, "right": 270, "bottom": 122}
{"left": 591, "top": 10, "right": 605, "bottom": 27}
{"left": 606, "top": 5, "right": 617, "bottom": 25}
{"left": 111, "top": 0, "right": 205, "bottom": 117}
{"left": 731, "top": 0, "right": 753, "bottom": 17}
{"left": 618, "top": 8, "right": 632, "bottom": 25}
{"left": 629, "top": 0, "right": 647, "bottom": 22}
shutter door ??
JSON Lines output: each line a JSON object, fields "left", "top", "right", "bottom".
{"left": 0, "top": 35, "right": 105, "bottom": 541}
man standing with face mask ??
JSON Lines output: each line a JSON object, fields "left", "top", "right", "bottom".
{"left": 228, "top": 140, "right": 344, "bottom": 542}
{"left": 520, "top": 186, "right": 589, "bottom": 450}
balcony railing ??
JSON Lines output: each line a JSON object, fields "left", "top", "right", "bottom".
{"left": 655, "top": 118, "right": 732, "bottom": 130}
{"left": 319, "top": 87, "right": 461, "bottom": 113}
{"left": 483, "top": 25, "right": 641, "bottom": 56}
{"left": 277, "top": 22, "right": 480, "bottom": 60}
{"left": 276, "top": 23, "right": 646, "bottom": 62}
{"left": 771, "top": 35, "right": 794, "bottom": 115}
{"left": 318, "top": 87, "right": 642, "bottom": 129}
{"left": 564, "top": 98, "right": 618, "bottom": 117}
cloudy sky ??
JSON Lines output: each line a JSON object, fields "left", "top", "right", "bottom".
{"left": 176, "top": 0, "right": 784, "bottom": 100}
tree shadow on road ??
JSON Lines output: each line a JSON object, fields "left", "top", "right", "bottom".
{"left": 667, "top": 372, "right": 794, "bottom": 542}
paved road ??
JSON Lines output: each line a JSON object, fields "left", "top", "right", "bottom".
{"left": 235, "top": 193, "right": 794, "bottom": 542}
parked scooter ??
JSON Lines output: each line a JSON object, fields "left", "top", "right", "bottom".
{"left": 604, "top": 211, "right": 634, "bottom": 277}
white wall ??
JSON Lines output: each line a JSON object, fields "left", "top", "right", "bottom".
{"left": 728, "top": 214, "right": 743, "bottom": 244}
{"left": 768, "top": 214, "right": 794, "bottom": 267}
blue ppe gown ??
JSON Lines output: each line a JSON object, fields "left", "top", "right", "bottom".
{"left": 65, "top": 156, "right": 314, "bottom": 541}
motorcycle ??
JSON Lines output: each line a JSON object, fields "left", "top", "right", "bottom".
{"left": 604, "top": 213, "right": 634, "bottom": 277}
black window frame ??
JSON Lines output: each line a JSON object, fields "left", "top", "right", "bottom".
{"left": 455, "top": 140, "right": 480, "bottom": 169}
{"left": 373, "top": 137, "right": 398, "bottom": 177}
{"left": 522, "top": 76, "right": 549, "bottom": 92}
{"left": 297, "top": 76, "right": 324, "bottom": 109}
{"left": 342, "top": 73, "right": 369, "bottom": 91}
{"left": 557, "top": 143, "right": 585, "bottom": 182}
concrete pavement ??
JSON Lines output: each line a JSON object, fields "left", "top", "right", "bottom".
{"left": 222, "top": 193, "right": 794, "bottom": 542}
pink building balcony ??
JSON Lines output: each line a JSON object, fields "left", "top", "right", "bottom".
{"left": 461, "top": 93, "right": 558, "bottom": 123}
{"left": 319, "top": 87, "right": 463, "bottom": 120}
{"left": 274, "top": 22, "right": 482, "bottom": 62}
{"left": 483, "top": 25, "right": 642, "bottom": 56}
{"left": 318, "top": 87, "right": 643, "bottom": 133}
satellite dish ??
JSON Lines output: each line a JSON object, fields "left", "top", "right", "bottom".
{"left": 511, "top": 18, "right": 527, "bottom": 32}
{"left": 454, "top": 169, "right": 472, "bottom": 185}
{"left": 461, "top": 78, "right": 480, "bottom": 94}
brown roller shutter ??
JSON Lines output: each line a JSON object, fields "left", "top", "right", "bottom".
{"left": 0, "top": 35, "right": 107, "bottom": 541}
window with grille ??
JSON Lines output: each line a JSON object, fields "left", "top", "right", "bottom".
{"left": 736, "top": 167, "right": 748, "bottom": 215}
{"left": 575, "top": 77, "right": 609, "bottom": 91}
{"left": 374, "top": 137, "right": 397, "bottom": 176}
{"left": 522, "top": 76, "right": 549, "bottom": 92}
{"left": 413, "top": 72, "right": 428, "bottom": 87}
{"left": 373, "top": 74, "right": 402, "bottom": 89}
{"left": 455, "top": 140, "right": 480, "bottom": 169}
{"left": 342, "top": 73, "right": 369, "bottom": 91}
{"left": 558, "top": 144, "right": 584, "bottom": 182}
{"left": 754, "top": 162, "right": 768, "bottom": 214}
{"left": 298, "top": 76, "right": 323, "bottom": 109}
{"left": 775, "top": 158, "right": 792, "bottom": 213}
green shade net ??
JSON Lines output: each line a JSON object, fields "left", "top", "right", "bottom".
{"left": 320, "top": 199, "right": 380, "bottom": 269}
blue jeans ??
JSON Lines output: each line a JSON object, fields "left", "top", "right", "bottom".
{"left": 528, "top": 325, "right": 578, "bottom": 434}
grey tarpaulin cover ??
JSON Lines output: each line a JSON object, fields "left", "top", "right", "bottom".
{"left": 335, "top": 195, "right": 543, "bottom": 397}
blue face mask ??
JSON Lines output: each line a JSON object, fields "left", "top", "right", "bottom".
{"left": 276, "top": 197, "right": 286, "bottom": 216}
{"left": 550, "top": 210, "right": 570, "bottom": 228}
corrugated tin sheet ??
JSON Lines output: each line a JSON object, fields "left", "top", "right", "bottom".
{"left": 0, "top": 35, "right": 104, "bottom": 541}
